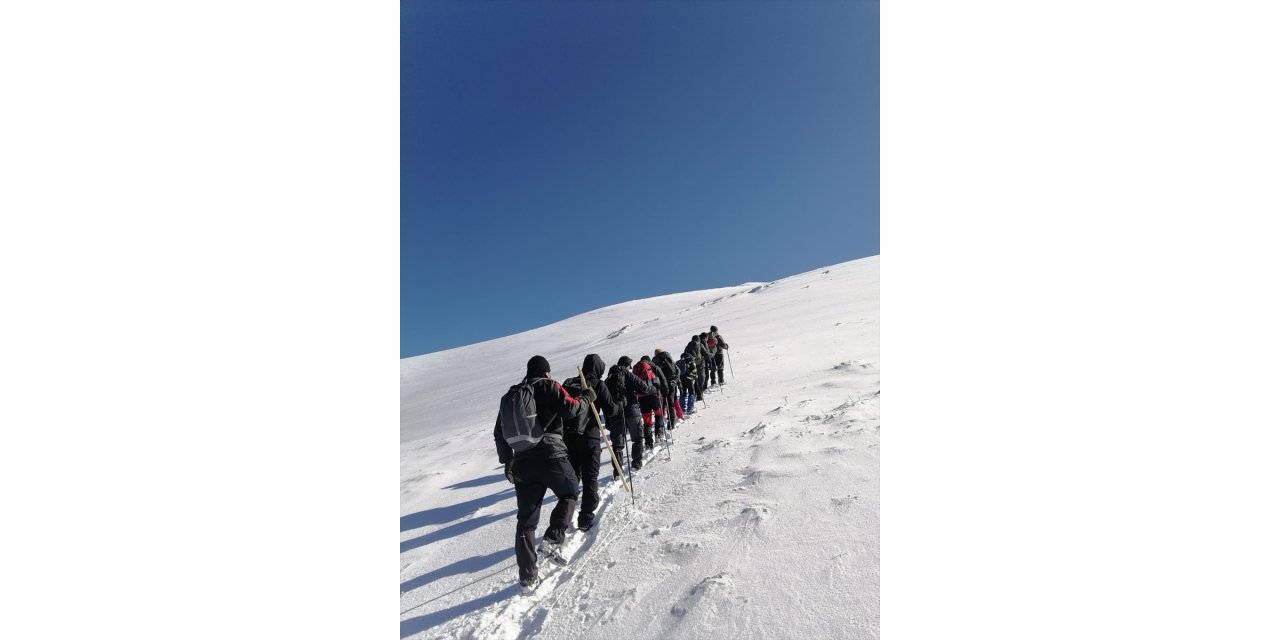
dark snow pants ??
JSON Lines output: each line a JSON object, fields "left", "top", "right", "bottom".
{"left": 606, "top": 413, "right": 626, "bottom": 477}
{"left": 680, "top": 378, "right": 696, "bottom": 412}
{"left": 714, "top": 352, "right": 726, "bottom": 384}
{"left": 565, "top": 434, "right": 601, "bottom": 528}
{"left": 607, "top": 413, "right": 645, "bottom": 471}
{"left": 512, "top": 456, "right": 578, "bottom": 582}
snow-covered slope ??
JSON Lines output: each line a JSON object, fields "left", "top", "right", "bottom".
{"left": 401, "top": 255, "right": 879, "bottom": 639}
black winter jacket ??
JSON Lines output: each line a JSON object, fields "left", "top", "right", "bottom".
{"left": 493, "top": 375, "right": 589, "bottom": 464}
{"left": 561, "top": 354, "right": 615, "bottom": 442}
{"left": 606, "top": 364, "right": 655, "bottom": 418}
{"left": 653, "top": 351, "right": 680, "bottom": 395}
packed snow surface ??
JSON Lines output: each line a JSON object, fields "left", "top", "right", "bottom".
{"left": 401, "top": 255, "right": 879, "bottom": 639}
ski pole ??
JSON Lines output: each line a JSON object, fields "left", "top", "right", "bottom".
{"left": 726, "top": 350, "right": 735, "bottom": 381}
{"left": 578, "top": 367, "right": 631, "bottom": 496}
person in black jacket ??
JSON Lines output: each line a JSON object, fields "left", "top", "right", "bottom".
{"left": 605, "top": 356, "right": 656, "bottom": 471}
{"left": 653, "top": 348, "right": 683, "bottom": 426}
{"left": 709, "top": 325, "right": 730, "bottom": 385}
{"left": 687, "top": 334, "right": 712, "bottom": 399}
{"left": 678, "top": 348, "right": 698, "bottom": 414}
{"left": 559, "top": 353, "right": 616, "bottom": 531}
{"left": 493, "top": 355, "right": 595, "bottom": 589}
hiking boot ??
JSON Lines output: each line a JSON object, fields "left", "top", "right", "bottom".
{"left": 519, "top": 575, "right": 542, "bottom": 592}
{"left": 539, "top": 540, "right": 568, "bottom": 566}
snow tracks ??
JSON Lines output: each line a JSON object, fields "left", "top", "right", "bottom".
{"left": 403, "top": 356, "right": 879, "bottom": 640}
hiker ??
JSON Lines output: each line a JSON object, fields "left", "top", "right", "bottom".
{"left": 708, "top": 325, "right": 730, "bottom": 385}
{"left": 685, "top": 334, "right": 711, "bottom": 401}
{"left": 493, "top": 355, "right": 595, "bottom": 590}
{"left": 653, "top": 348, "right": 684, "bottom": 426}
{"left": 677, "top": 348, "right": 698, "bottom": 414}
{"left": 560, "top": 354, "right": 618, "bottom": 531}
{"left": 633, "top": 356, "right": 666, "bottom": 449}
{"left": 605, "top": 356, "right": 656, "bottom": 471}
{"left": 697, "top": 332, "right": 715, "bottom": 391}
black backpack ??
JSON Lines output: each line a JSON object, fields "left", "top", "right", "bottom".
{"left": 498, "top": 381, "right": 541, "bottom": 452}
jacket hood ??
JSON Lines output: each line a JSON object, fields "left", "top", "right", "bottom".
{"left": 582, "top": 353, "right": 606, "bottom": 380}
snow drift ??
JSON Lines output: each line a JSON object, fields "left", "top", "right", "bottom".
{"left": 401, "top": 255, "right": 879, "bottom": 639}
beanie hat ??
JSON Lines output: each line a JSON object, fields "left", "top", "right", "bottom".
{"left": 710, "top": 325, "right": 718, "bottom": 332}
{"left": 526, "top": 355, "right": 551, "bottom": 378}
{"left": 618, "top": 355, "right": 632, "bottom": 368}
{"left": 700, "top": 332, "right": 708, "bottom": 338}
{"left": 640, "top": 355, "right": 651, "bottom": 362}
{"left": 691, "top": 335, "right": 699, "bottom": 342}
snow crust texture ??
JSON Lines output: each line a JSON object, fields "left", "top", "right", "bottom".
{"left": 401, "top": 256, "right": 879, "bottom": 639}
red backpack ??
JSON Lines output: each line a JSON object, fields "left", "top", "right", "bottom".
{"left": 632, "top": 361, "right": 655, "bottom": 380}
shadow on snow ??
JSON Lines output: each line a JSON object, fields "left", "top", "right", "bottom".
{"left": 400, "top": 548, "right": 509, "bottom": 595}
{"left": 401, "top": 487, "right": 515, "bottom": 532}
{"left": 441, "top": 472, "right": 507, "bottom": 491}
{"left": 400, "top": 586, "right": 518, "bottom": 638}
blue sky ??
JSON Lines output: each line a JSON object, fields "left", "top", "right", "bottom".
{"left": 402, "top": 0, "right": 878, "bottom": 358}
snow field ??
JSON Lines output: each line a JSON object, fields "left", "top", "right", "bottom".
{"left": 401, "top": 255, "right": 879, "bottom": 639}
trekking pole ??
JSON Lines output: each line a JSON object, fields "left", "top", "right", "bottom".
{"left": 726, "top": 350, "right": 735, "bottom": 381}
{"left": 578, "top": 367, "right": 631, "bottom": 496}
{"left": 660, "top": 411, "right": 673, "bottom": 462}
{"left": 622, "top": 417, "right": 636, "bottom": 503}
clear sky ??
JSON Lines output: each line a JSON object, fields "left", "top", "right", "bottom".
{"left": 402, "top": 0, "right": 879, "bottom": 358}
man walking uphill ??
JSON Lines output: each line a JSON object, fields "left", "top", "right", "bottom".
{"left": 494, "top": 355, "right": 595, "bottom": 590}
{"left": 605, "top": 356, "right": 656, "bottom": 471}
{"left": 708, "top": 325, "right": 730, "bottom": 385}
{"left": 560, "top": 354, "right": 617, "bottom": 531}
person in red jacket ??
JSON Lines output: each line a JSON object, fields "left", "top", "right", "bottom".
{"left": 632, "top": 357, "right": 665, "bottom": 449}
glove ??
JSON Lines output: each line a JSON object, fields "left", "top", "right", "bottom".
{"left": 504, "top": 461, "right": 516, "bottom": 484}
{"left": 580, "top": 385, "right": 598, "bottom": 405}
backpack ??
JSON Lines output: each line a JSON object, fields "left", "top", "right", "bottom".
{"left": 607, "top": 365, "right": 626, "bottom": 398}
{"left": 498, "top": 381, "right": 542, "bottom": 452}
{"left": 632, "top": 362, "right": 660, "bottom": 398}
{"left": 676, "top": 357, "right": 690, "bottom": 380}
{"left": 706, "top": 336, "right": 718, "bottom": 356}
{"left": 656, "top": 354, "right": 679, "bottom": 381}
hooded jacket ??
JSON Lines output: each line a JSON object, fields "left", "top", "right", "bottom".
{"left": 560, "top": 353, "right": 616, "bottom": 442}
{"left": 607, "top": 363, "right": 655, "bottom": 418}
{"left": 493, "top": 374, "right": 589, "bottom": 463}
{"left": 653, "top": 350, "right": 680, "bottom": 394}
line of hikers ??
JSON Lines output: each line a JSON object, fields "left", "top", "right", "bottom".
{"left": 493, "top": 325, "right": 730, "bottom": 589}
